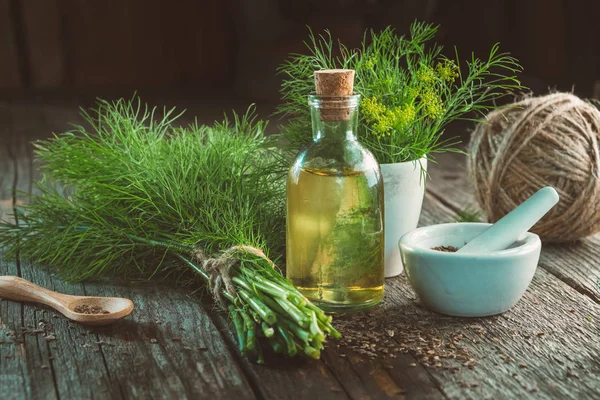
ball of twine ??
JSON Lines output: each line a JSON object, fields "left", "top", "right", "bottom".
{"left": 468, "top": 92, "right": 600, "bottom": 242}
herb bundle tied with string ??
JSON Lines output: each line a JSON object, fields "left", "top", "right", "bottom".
{"left": 0, "top": 98, "right": 339, "bottom": 363}
{"left": 278, "top": 21, "right": 524, "bottom": 165}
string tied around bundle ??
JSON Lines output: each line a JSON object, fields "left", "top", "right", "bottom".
{"left": 192, "top": 245, "right": 275, "bottom": 307}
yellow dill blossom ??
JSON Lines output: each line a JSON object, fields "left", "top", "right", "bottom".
{"left": 436, "top": 60, "right": 459, "bottom": 82}
{"left": 420, "top": 88, "right": 445, "bottom": 119}
{"left": 362, "top": 96, "right": 391, "bottom": 138}
{"left": 416, "top": 65, "right": 436, "bottom": 83}
{"left": 362, "top": 96, "right": 387, "bottom": 121}
{"left": 407, "top": 86, "right": 421, "bottom": 101}
{"left": 373, "top": 114, "right": 396, "bottom": 137}
{"left": 363, "top": 55, "right": 376, "bottom": 70}
{"left": 362, "top": 97, "right": 417, "bottom": 138}
{"left": 392, "top": 104, "right": 416, "bottom": 129}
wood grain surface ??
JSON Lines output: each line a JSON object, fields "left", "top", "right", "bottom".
{"left": 0, "top": 102, "right": 599, "bottom": 400}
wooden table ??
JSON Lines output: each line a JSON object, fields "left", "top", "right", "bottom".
{"left": 0, "top": 101, "right": 599, "bottom": 400}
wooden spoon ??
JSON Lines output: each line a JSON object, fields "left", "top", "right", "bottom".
{"left": 0, "top": 276, "right": 134, "bottom": 326}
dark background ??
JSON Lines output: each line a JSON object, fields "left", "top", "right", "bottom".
{"left": 0, "top": 0, "right": 599, "bottom": 116}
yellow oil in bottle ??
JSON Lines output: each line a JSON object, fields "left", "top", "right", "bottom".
{"left": 286, "top": 166, "right": 384, "bottom": 312}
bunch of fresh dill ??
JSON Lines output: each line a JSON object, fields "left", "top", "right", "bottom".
{"left": 277, "top": 21, "right": 524, "bottom": 164}
{"left": 0, "top": 98, "right": 339, "bottom": 363}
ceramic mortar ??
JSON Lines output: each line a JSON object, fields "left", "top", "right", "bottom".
{"left": 398, "top": 222, "right": 541, "bottom": 317}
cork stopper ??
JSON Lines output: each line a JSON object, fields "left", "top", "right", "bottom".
{"left": 314, "top": 69, "right": 355, "bottom": 96}
{"left": 314, "top": 69, "right": 355, "bottom": 121}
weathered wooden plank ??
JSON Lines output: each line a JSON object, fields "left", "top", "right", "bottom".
{"left": 20, "top": 0, "right": 65, "bottom": 87}
{"left": 10, "top": 129, "right": 123, "bottom": 399}
{"left": 56, "top": 0, "right": 234, "bottom": 89}
{"left": 0, "top": 0, "right": 22, "bottom": 88}
{"left": 2, "top": 100, "right": 599, "bottom": 400}
{"left": 1, "top": 107, "right": 109, "bottom": 400}
{"left": 322, "top": 346, "right": 445, "bottom": 400}
{"left": 0, "top": 105, "right": 13, "bottom": 223}
{"left": 190, "top": 278, "right": 446, "bottom": 400}
{"left": 209, "top": 312, "right": 356, "bottom": 400}
{"left": 1, "top": 104, "right": 260, "bottom": 400}
{"left": 83, "top": 283, "right": 256, "bottom": 400}
{"left": 280, "top": 186, "right": 600, "bottom": 399}
{"left": 5, "top": 101, "right": 448, "bottom": 400}
{"left": 58, "top": 0, "right": 136, "bottom": 87}
{"left": 397, "top": 177, "right": 600, "bottom": 398}
{"left": 207, "top": 268, "right": 445, "bottom": 399}
{"left": 0, "top": 258, "right": 34, "bottom": 400}
{"left": 537, "top": 237, "right": 600, "bottom": 302}
{"left": 0, "top": 154, "right": 29, "bottom": 398}
{"left": 426, "top": 151, "right": 600, "bottom": 304}
{"left": 0, "top": 114, "right": 53, "bottom": 400}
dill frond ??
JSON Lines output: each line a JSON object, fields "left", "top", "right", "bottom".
{"left": 0, "top": 98, "right": 337, "bottom": 362}
{"left": 277, "top": 21, "right": 525, "bottom": 165}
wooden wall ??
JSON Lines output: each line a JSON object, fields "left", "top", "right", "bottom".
{"left": 0, "top": 0, "right": 598, "bottom": 98}
{"left": 0, "top": 0, "right": 234, "bottom": 90}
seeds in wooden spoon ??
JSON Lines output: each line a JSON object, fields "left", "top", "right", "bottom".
{"left": 73, "top": 304, "right": 110, "bottom": 314}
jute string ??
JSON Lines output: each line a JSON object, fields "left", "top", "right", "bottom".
{"left": 192, "top": 245, "right": 275, "bottom": 307}
{"left": 468, "top": 92, "right": 600, "bottom": 242}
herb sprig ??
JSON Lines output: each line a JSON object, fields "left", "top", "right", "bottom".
{"left": 277, "top": 21, "right": 524, "bottom": 164}
{"left": 0, "top": 98, "right": 339, "bottom": 362}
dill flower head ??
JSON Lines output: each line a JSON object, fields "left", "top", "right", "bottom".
{"left": 436, "top": 60, "right": 459, "bottom": 82}
{"left": 362, "top": 97, "right": 418, "bottom": 138}
{"left": 416, "top": 65, "right": 436, "bottom": 83}
{"left": 362, "top": 96, "right": 392, "bottom": 138}
{"left": 363, "top": 55, "right": 377, "bottom": 70}
{"left": 419, "top": 88, "right": 445, "bottom": 119}
{"left": 394, "top": 104, "right": 417, "bottom": 128}
{"left": 277, "top": 22, "right": 524, "bottom": 164}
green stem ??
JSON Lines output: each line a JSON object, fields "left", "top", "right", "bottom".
{"left": 229, "top": 306, "right": 246, "bottom": 355}
{"left": 231, "top": 276, "right": 253, "bottom": 292}
{"left": 175, "top": 253, "right": 211, "bottom": 283}
{"left": 279, "top": 318, "right": 311, "bottom": 343}
{"left": 256, "top": 291, "right": 288, "bottom": 316}
{"left": 277, "top": 326, "right": 297, "bottom": 357}
{"left": 240, "top": 311, "right": 256, "bottom": 352}
{"left": 261, "top": 322, "right": 274, "bottom": 338}
{"left": 275, "top": 297, "right": 309, "bottom": 328}
{"left": 239, "top": 290, "right": 277, "bottom": 325}
{"left": 248, "top": 273, "right": 290, "bottom": 298}
{"left": 126, "top": 233, "right": 192, "bottom": 254}
{"left": 308, "top": 310, "right": 324, "bottom": 337}
{"left": 304, "top": 346, "right": 321, "bottom": 360}
{"left": 256, "top": 340, "right": 265, "bottom": 364}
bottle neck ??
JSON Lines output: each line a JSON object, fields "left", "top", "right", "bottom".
{"left": 309, "top": 95, "right": 360, "bottom": 143}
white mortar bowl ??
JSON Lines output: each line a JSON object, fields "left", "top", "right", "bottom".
{"left": 398, "top": 223, "right": 541, "bottom": 317}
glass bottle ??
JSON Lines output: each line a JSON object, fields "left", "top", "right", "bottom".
{"left": 286, "top": 93, "right": 385, "bottom": 313}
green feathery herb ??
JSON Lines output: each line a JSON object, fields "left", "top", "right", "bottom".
{"left": 454, "top": 207, "right": 483, "bottom": 223}
{"left": 277, "top": 21, "right": 524, "bottom": 164}
{"left": 0, "top": 98, "right": 339, "bottom": 362}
